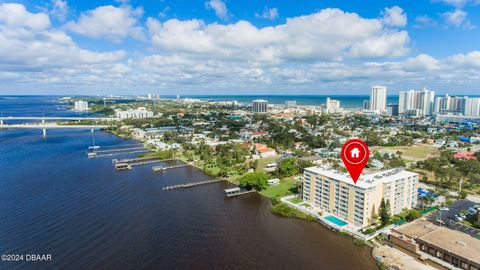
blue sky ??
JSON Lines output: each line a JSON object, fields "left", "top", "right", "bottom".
{"left": 0, "top": 0, "right": 479, "bottom": 95}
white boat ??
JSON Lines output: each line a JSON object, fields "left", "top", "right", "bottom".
{"left": 87, "top": 152, "right": 97, "bottom": 158}
{"left": 152, "top": 166, "right": 167, "bottom": 172}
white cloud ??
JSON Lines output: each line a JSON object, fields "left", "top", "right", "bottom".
{"left": 147, "top": 8, "right": 409, "bottom": 63}
{"left": 205, "top": 0, "right": 229, "bottom": 20}
{"left": 432, "top": 0, "right": 469, "bottom": 7}
{"left": 66, "top": 5, "right": 144, "bottom": 42}
{"left": 414, "top": 15, "right": 438, "bottom": 28}
{"left": 0, "top": 3, "right": 128, "bottom": 91}
{"left": 0, "top": 3, "right": 50, "bottom": 30}
{"left": 1, "top": 4, "right": 480, "bottom": 94}
{"left": 441, "top": 9, "right": 475, "bottom": 29}
{"left": 255, "top": 7, "right": 279, "bottom": 20}
{"left": 447, "top": 51, "right": 480, "bottom": 67}
{"left": 50, "top": 0, "right": 68, "bottom": 21}
{"left": 381, "top": 6, "right": 407, "bottom": 27}
{"left": 403, "top": 54, "right": 440, "bottom": 71}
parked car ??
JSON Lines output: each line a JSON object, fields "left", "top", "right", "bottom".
{"left": 455, "top": 215, "right": 463, "bottom": 222}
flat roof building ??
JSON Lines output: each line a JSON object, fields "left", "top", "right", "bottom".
{"left": 391, "top": 219, "right": 480, "bottom": 270}
{"left": 302, "top": 167, "right": 418, "bottom": 227}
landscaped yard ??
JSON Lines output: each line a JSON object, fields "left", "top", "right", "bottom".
{"left": 288, "top": 197, "right": 303, "bottom": 204}
{"left": 255, "top": 156, "right": 280, "bottom": 172}
{"left": 260, "top": 176, "right": 298, "bottom": 199}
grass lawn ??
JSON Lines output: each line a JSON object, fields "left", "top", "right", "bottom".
{"left": 138, "top": 150, "right": 174, "bottom": 159}
{"left": 375, "top": 145, "right": 440, "bottom": 160}
{"left": 255, "top": 156, "right": 280, "bottom": 172}
{"left": 288, "top": 197, "right": 303, "bottom": 204}
{"left": 260, "top": 176, "right": 297, "bottom": 199}
{"left": 271, "top": 203, "right": 316, "bottom": 221}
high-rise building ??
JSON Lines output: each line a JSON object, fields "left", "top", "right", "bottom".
{"left": 363, "top": 100, "right": 369, "bottom": 110}
{"left": 369, "top": 85, "right": 387, "bottom": 112}
{"left": 398, "top": 88, "right": 435, "bottom": 116}
{"left": 147, "top": 93, "right": 160, "bottom": 100}
{"left": 387, "top": 103, "right": 399, "bottom": 116}
{"left": 433, "top": 94, "right": 468, "bottom": 115}
{"left": 464, "top": 98, "right": 480, "bottom": 117}
{"left": 302, "top": 167, "right": 418, "bottom": 227}
{"left": 252, "top": 99, "right": 268, "bottom": 113}
{"left": 325, "top": 97, "right": 341, "bottom": 113}
{"left": 74, "top": 100, "right": 89, "bottom": 111}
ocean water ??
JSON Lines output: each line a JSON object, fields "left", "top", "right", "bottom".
{"left": 0, "top": 96, "right": 378, "bottom": 269}
{"left": 160, "top": 94, "right": 398, "bottom": 108}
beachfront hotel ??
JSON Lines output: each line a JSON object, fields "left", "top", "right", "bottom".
{"left": 302, "top": 167, "right": 418, "bottom": 228}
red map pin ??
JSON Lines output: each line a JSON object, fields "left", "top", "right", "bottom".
{"left": 341, "top": 139, "right": 369, "bottom": 184}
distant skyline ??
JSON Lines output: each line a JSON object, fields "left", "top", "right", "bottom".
{"left": 0, "top": 0, "right": 480, "bottom": 95}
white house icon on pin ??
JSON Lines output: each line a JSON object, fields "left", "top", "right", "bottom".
{"left": 350, "top": 147, "right": 360, "bottom": 158}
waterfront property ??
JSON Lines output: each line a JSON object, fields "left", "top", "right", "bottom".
{"left": 302, "top": 167, "right": 418, "bottom": 228}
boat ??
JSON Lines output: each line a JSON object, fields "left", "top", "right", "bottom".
{"left": 115, "top": 163, "right": 132, "bottom": 170}
{"left": 87, "top": 152, "right": 97, "bottom": 158}
{"left": 88, "top": 145, "right": 100, "bottom": 151}
{"left": 152, "top": 166, "right": 167, "bottom": 172}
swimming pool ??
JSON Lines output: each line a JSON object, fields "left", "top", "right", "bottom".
{"left": 324, "top": 215, "right": 348, "bottom": 227}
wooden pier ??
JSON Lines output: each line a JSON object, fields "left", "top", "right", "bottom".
{"left": 162, "top": 179, "right": 225, "bottom": 191}
{"left": 93, "top": 146, "right": 146, "bottom": 154}
{"left": 113, "top": 157, "right": 175, "bottom": 164}
{"left": 153, "top": 164, "right": 190, "bottom": 172}
{"left": 94, "top": 150, "right": 151, "bottom": 158}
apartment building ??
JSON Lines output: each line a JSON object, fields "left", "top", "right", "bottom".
{"left": 370, "top": 85, "right": 387, "bottom": 112}
{"left": 302, "top": 167, "right": 418, "bottom": 227}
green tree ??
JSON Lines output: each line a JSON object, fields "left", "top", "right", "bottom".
{"left": 275, "top": 157, "right": 300, "bottom": 178}
{"left": 378, "top": 198, "right": 391, "bottom": 226}
{"left": 406, "top": 210, "right": 421, "bottom": 221}
{"left": 239, "top": 172, "right": 268, "bottom": 191}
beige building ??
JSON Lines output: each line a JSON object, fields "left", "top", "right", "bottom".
{"left": 302, "top": 167, "right": 418, "bottom": 227}
{"left": 390, "top": 219, "right": 480, "bottom": 270}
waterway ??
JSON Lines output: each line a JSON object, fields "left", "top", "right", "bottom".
{"left": 0, "top": 96, "right": 378, "bottom": 269}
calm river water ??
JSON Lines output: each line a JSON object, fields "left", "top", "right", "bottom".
{"left": 0, "top": 96, "right": 377, "bottom": 269}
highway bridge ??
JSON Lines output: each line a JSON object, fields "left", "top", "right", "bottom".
{"left": 0, "top": 116, "right": 115, "bottom": 136}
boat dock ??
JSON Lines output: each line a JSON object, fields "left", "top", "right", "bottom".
{"left": 153, "top": 164, "right": 190, "bottom": 172}
{"left": 92, "top": 147, "right": 146, "bottom": 154}
{"left": 162, "top": 179, "right": 225, "bottom": 191}
{"left": 95, "top": 150, "right": 151, "bottom": 158}
{"left": 224, "top": 187, "right": 256, "bottom": 197}
{"left": 87, "top": 144, "right": 149, "bottom": 158}
{"left": 113, "top": 157, "right": 176, "bottom": 164}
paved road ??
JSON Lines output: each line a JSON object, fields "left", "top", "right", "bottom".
{"left": 427, "top": 200, "right": 480, "bottom": 238}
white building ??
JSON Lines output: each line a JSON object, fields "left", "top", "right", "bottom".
{"left": 398, "top": 88, "right": 435, "bottom": 116}
{"left": 252, "top": 99, "right": 268, "bottom": 113}
{"left": 115, "top": 107, "right": 154, "bottom": 119}
{"left": 302, "top": 167, "right": 418, "bottom": 228}
{"left": 369, "top": 85, "right": 387, "bottom": 112}
{"left": 464, "top": 98, "right": 480, "bottom": 117}
{"left": 325, "top": 97, "right": 341, "bottom": 113}
{"left": 433, "top": 94, "right": 468, "bottom": 115}
{"left": 74, "top": 100, "right": 89, "bottom": 111}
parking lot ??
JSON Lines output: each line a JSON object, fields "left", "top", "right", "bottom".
{"left": 426, "top": 200, "right": 480, "bottom": 238}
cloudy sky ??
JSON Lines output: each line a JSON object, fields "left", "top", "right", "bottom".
{"left": 0, "top": 0, "right": 479, "bottom": 95}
